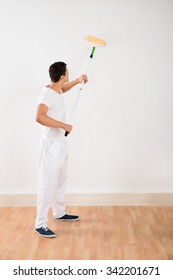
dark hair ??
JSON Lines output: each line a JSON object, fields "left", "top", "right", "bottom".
{"left": 49, "top": 61, "right": 67, "bottom": 82}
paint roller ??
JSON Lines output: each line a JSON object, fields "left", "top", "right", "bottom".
{"left": 64, "top": 35, "right": 106, "bottom": 136}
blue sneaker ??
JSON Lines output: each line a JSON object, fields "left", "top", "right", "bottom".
{"left": 54, "top": 212, "right": 80, "bottom": 221}
{"left": 35, "top": 226, "right": 56, "bottom": 238}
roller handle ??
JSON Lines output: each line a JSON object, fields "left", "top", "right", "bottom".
{"left": 64, "top": 131, "right": 69, "bottom": 137}
{"left": 64, "top": 47, "right": 95, "bottom": 138}
{"left": 90, "top": 47, "right": 96, "bottom": 58}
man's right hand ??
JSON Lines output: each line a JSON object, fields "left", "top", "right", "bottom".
{"left": 64, "top": 124, "right": 73, "bottom": 134}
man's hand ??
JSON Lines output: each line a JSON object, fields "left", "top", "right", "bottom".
{"left": 78, "top": 74, "right": 88, "bottom": 84}
{"left": 63, "top": 123, "right": 73, "bottom": 134}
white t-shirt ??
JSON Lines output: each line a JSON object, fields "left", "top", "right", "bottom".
{"left": 37, "top": 86, "right": 66, "bottom": 141}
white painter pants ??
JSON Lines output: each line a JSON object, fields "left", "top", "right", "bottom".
{"left": 35, "top": 139, "right": 69, "bottom": 228}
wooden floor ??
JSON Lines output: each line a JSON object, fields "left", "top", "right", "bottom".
{"left": 0, "top": 206, "right": 173, "bottom": 260}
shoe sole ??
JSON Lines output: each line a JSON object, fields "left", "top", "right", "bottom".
{"left": 53, "top": 217, "right": 80, "bottom": 222}
{"left": 35, "top": 229, "right": 56, "bottom": 238}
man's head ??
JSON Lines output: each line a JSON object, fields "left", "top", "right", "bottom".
{"left": 49, "top": 61, "right": 69, "bottom": 83}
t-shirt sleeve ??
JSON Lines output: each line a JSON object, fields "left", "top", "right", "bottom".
{"left": 37, "top": 92, "right": 54, "bottom": 108}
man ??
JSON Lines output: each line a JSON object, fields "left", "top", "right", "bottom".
{"left": 35, "top": 61, "right": 88, "bottom": 238}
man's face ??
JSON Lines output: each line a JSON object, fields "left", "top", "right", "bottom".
{"left": 64, "top": 68, "right": 69, "bottom": 82}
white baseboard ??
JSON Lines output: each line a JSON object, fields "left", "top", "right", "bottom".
{"left": 0, "top": 193, "right": 173, "bottom": 206}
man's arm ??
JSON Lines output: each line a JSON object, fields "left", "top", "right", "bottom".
{"left": 36, "top": 103, "right": 72, "bottom": 133}
{"left": 62, "top": 75, "right": 88, "bottom": 93}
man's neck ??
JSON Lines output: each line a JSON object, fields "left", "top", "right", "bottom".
{"left": 48, "top": 82, "right": 63, "bottom": 93}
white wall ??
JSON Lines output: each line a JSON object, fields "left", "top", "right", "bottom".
{"left": 0, "top": 0, "right": 173, "bottom": 194}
